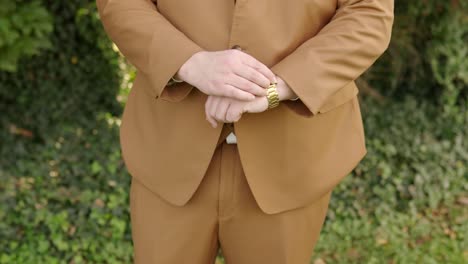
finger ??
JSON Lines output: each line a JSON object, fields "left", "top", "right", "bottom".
{"left": 205, "top": 96, "right": 212, "bottom": 120}
{"left": 209, "top": 97, "right": 221, "bottom": 128}
{"left": 205, "top": 96, "right": 218, "bottom": 128}
{"left": 221, "top": 84, "right": 256, "bottom": 101}
{"left": 214, "top": 99, "right": 231, "bottom": 123}
{"left": 232, "top": 67, "right": 270, "bottom": 96}
{"left": 241, "top": 54, "right": 277, "bottom": 84}
{"left": 226, "top": 103, "right": 243, "bottom": 123}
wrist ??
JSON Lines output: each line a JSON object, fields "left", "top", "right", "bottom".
{"left": 177, "top": 51, "right": 205, "bottom": 83}
{"left": 275, "top": 77, "right": 297, "bottom": 101}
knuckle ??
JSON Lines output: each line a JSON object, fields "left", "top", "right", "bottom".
{"left": 221, "top": 57, "right": 231, "bottom": 67}
{"left": 225, "top": 55, "right": 238, "bottom": 66}
{"left": 247, "top": 70, "right": 256, "bottom": 81}
{"left": 228, "top": 88, "right": 237, "bottom": 98}
{"left": 215, "top": 112, "right": 224, "bottom": 121}
{"left": 251, "top": 84, "right": 260, "bottom": 92}
{"left": 224, "top": 72, "right": 235, "bottom": 82}
{"left": 226, "top": 111, "right": 237, "bottom": 123}
{"left": 240, "top": 78, "right": 250, "bottom": 89}
{"left": 225, "top": 58, "right": 234, "bottom": 67}
{"left": 252, "top": 73, "right": 264, "bottom": 86}
{"left": 252, "top": 62, "right": 262, "bottom": 71}
{"left": 245, "top": 85, "right": 255, "bottom": 94}
{"left": 237, "top": 91, "right": 248, "bottom": 100}
{"left": 230, "top": 110, "right": 242, "bottom": 122}
{"left": 229, "top": 48, "right": 241, "bottom": 56}
{"left": 256, "top": 78, "right": 266, "bottom": 88}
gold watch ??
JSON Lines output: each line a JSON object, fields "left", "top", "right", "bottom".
{"left": 266, "top": 82, "right": 280, "bottom": 109}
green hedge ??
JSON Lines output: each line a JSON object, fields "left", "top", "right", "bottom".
{"left": 1, "top": 1, "right": 124, "bottom": 260}
{"left": 0, "top": 114, "right": 132, "bottom": 263}
{"left": 0, "top": 0, "right": 53, "bottom": 72}
{"left": 0, "top": 0, "right": 121, "bottom": 142}
{"left": 313, "top": 95, "right": 468, "bottom": 263}
{"left": 362, "top": 0, "right": 467, "bottom": 114}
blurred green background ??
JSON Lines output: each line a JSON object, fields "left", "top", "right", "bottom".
{"left": 0, "top": 1, "right": 466, "bottom": 263}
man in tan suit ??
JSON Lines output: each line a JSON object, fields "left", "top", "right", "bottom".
{"left": 96, "top": 0, "right": 394, "bottom": 263}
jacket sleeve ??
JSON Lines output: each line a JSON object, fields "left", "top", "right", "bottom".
{"left": 96, "top": 0, "right": 205, "bottom": 102}
{"left": 270, "top": 0, "right": 394, "bottom": 117}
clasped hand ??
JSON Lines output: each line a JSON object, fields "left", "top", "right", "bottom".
{"left": 177, "top": 49, "right": 283, "bottom": 128}
{"left": 205, "top": 93, "right": 270, "bottom": 128}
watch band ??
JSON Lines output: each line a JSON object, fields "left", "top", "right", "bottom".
{"left": 266, "top": 83, "right": 280, "bottom": 109}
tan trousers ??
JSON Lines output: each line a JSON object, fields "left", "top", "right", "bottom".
{"left": 129, "top": 131, "right": 333, "bottom": 264}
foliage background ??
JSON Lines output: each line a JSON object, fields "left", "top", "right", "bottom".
{"left": 0, "top": 0, "right": 466, "bottom": 263}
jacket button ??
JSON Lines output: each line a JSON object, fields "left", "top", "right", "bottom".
{"left": 231, "top": 44, "right": 242, "bottom": 51}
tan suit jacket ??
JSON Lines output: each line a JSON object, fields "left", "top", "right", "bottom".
{"left": 96, "top": 0, "right": 394, "bottom": 214}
